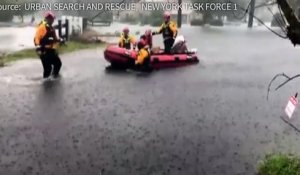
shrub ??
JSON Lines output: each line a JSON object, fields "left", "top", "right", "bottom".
{"left": 190, "top": 19, "right": 205, "bottom": 26}
{"left": 0, "top": 55, "right": 4, "bottom": 67}
{"left": 121, "top": 15, "right": 139, "bottom": 25}
{"left": 141, "top": 15, "right": 150, "bottom": 25}
{"left": 258, "top": 154, "right": 300, "bottom": 175}
{"left": 0, "top": 11, "right": 13, "bottom": 22}
{"left": 209, "top": 19, "right": 224, "bottom": 27}
{"left": 141, "top": 10, "right": 163, "bottom": 27}
{"left": 150, "top": 18, "right": 162, "bottom": 27}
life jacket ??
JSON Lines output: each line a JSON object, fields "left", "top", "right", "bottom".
{"left": 120, "top": 33, "right": 133, "bottom": 50}
{"left": 34, "top": 20, "right": 57, "bottom": 47}
{"left": 162, "top": 21, "right": 174, "bottom": 39}
{"left": 138, "top": 48, "right": 150, "bottom": 61}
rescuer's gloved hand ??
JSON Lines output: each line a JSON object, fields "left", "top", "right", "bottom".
{"left": 135, "top": 61, "right": 142, "bottom": 67}
{"left": 59, "top": 38, "right": 66, "bottom": 45}
{"left": 48, "top": 37, "right": 54, "bottom": 42}
{"left": 36, "top": 46, "right": 45, "bottom": 56}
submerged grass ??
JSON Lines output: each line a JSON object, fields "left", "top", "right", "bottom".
{"left": 1, "top": 41, "right": 105, "bottom": 65}
{"left": 258, "top": 154, "right": 300, "bottom": 175}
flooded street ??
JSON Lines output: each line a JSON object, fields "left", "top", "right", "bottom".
{"left": 0, "top": 27, "right": 36, "bottom": 52}
{"left": 1, "top": 25, "right": 300, "bottom": 175}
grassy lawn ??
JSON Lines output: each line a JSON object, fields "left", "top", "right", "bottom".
{"left": 0, "top": 41, "right": 105, "bottom": 66}
{"left": 258, "top": 154, "right": 300, "bottom": 175}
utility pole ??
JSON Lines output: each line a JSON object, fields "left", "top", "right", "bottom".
{"left": 248, "top": 0, "right": 256, "bottom": 28}
{"left": 178, "top": 0, "right": 182, "bottom": 28}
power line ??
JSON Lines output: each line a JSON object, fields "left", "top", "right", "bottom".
{"left": 266, "top": 5, "right": 287, "bottom": 33}
{"left": 226, "top": 0, "right": 288, "bottom": 39}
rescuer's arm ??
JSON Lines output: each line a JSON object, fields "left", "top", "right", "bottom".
{"left": 52, "top": 32, "right": 60, "bottom": 49}
{"left": 169, "top": 21, "right": 178, "bottom": 38}
{"left": 130, "top": 36, "right": 137, "bottom": 49}
{"left": 118, "top": 38, "right": 123, "bottom": 47}
{"left": 34, "top": 25, "right": 47, "bottom": 46}
{"left": 152, "top": 24, "right": 163, "bottom": 35}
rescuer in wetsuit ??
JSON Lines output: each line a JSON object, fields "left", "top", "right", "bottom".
{"left": 34, "top": 12, "right": 62, "bottom": 79}
{"left": 152, "top": 12, "right": 178, "bottom": 54}
{"left": 118, "top": 27, "right": 136, "bottom": 50}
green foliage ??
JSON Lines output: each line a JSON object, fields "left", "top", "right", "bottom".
{"left": 258, "top": 154, "right": 300, "bottom": 175}
{"left": 0, "top": 0, "right": 38, "bottom": 22}
{"left": 0, "top": 55, "right": 4, "bottom": 67}
{"left": 2, "top": 41, "right": 104, "bottom": 64}
{"left": 0, "top": 1, "right": 14, "bottom": 22}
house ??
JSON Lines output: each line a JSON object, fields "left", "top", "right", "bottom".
{"left": 169, "top": 4, "right": 193, "bottom": 24}
{"left": 113, "top": 0, "right": 141, "bottom": 21}
{"left": 116, "top": 0, "right": 194, "bottom": 24}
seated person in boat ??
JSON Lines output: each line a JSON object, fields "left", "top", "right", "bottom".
{"left": 135, "top": 37, "right": 150, "bottom": 69}
{"left": 118, "top": 27, "right": 136, "bottom": 50}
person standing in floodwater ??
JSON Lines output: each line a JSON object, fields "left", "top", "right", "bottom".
{"left": 152, "top": 12, "right": 178, "bottom": 54}
{"left": 34, "top": 12, "right": 62, "bottom": 79}
{"left": 30, "top": 16, "right": 35, "bottom": 25}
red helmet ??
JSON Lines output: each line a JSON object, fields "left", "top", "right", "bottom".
{"left": 163, "top": 11, "right": 171, "bottom": 21}
{"left": 137, "top": 39, "right": 146, "bottom": 49}
{"left": 45, "top": 11, "right": 55, "bottom": 19}
{"left": 145, "top": 29, "right": 152, "bottom": 36}
{"left": 123, "top": 27, "right": 129, "bottom": 34}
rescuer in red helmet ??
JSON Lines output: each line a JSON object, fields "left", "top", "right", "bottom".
{"left": 119, "top": 27, "right": 136, "bottom": 50}
{"left": 135, "top": 37, "right": 151, "bottom": 71}
{"left": 34, "top": 11, "right": 62, "bottom": 79}
{"left": 152, "top": 11, "right": 178, "bottom": 54}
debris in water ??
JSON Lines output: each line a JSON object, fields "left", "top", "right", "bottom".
{"left": 267, "top": 73, "right": 300, "bottom": 100}
{"left": 285, "top": 93, "right": 298, "bottom": 119}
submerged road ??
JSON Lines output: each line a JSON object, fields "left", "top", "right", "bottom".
{"left": 1, "top": 26, "right": 300, "bottom": 175}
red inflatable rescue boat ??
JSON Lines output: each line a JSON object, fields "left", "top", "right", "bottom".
{"left": 104, "top": 30, "right": 199, "bottom": 70}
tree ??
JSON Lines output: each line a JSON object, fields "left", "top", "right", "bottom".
{"left": 192, "top": 0, "right": 218, "bottom": 23}
{"left": 15, "top": 0, "right": 38, "bottom": 23}
{"left": 0, "top": 0, "right": 38, "bottom": 22}
{"left": 0, "top": 1, "right": 15, "bottom": 22}
{"left": 191, "top": 0, "right": 262, "bottom": 22}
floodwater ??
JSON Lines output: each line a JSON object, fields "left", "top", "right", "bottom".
{"left": 0, "top": 23, "right": 300, "bottom": 175}
{"left": 0, "top": 27, "right": 36, "bottom": 53}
